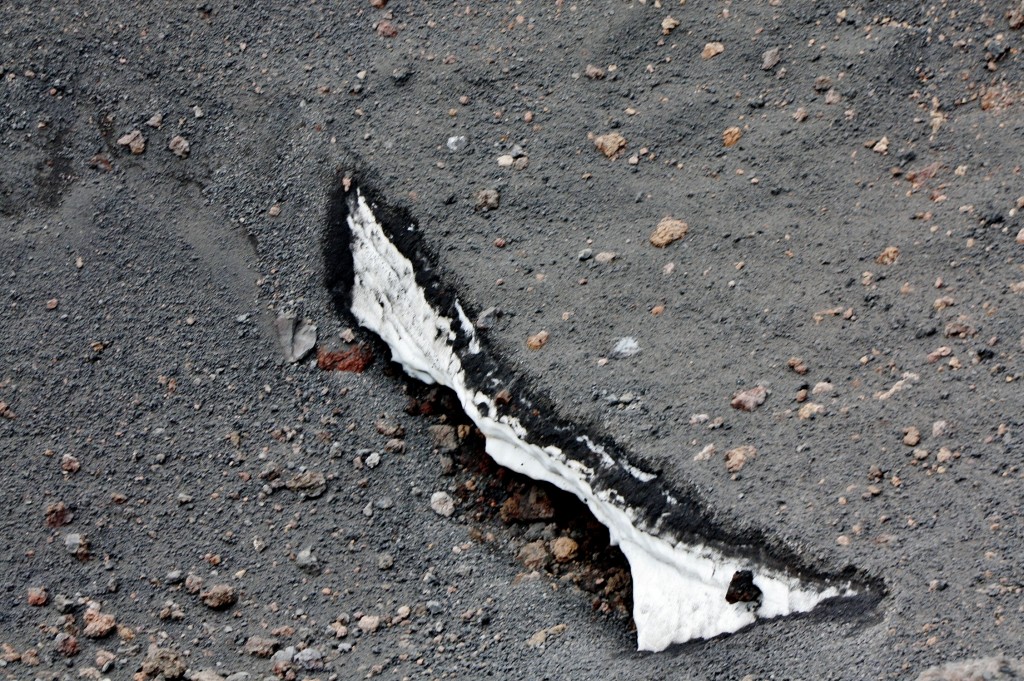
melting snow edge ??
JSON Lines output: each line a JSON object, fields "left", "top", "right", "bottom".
{"left": 345, "top": 189, "right": 850, "bottom": 651}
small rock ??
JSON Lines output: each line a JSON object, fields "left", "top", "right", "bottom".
{"left": 761, "top": 47, "right": 781, "bottom": 70}
{"left": 594, "top": 251, "right": 616, "bottom": 264}
{"left": 593, "top": 132, "right": 626, "bottom": 159}
{"left": 446, "top": 135, "right": 468, "bottom": 152}
{"left": 358, "top": 615, "right": 381, "bottom": 634}
{"left": 693, "top": 444, "right": 715, "bottom": 461}
{"left": 430, "top": 491, "right": 455, "bottom": 517}
{"left": 497, "top": 154, "right": 515, "bottom": 167}
{"left": 551, "top": 536, "right": 578, "bottom": 563}
{"left": 527, "top": 330, "right": 550, "bottom": 350}
{"left": 244, "top": 636, "right": 279, "bottom": 658}
{"left": 798, "top": 402, "right": 825, "bottom": 419}
{"left": 117, "top": 129, "right": 145, "bottom": 154}
{"left": 168, "top": 135, "right": 190, "bottom": 158}
{"left": 45, "top": 501, "right": 73, "bottom": 528}
{"left": 518, "top": 540, "right": 550, "bottom": 570}
{"left": 64, "top": 532, "right": 89, "bottom": 559}
{"left": 584, "top": 64, "right": 605, "bottom": 79}
{"left": 185, "top": 573, "right": 203, "bottom": 593}
{"left": 876, "top": 246, "right": 900, "bottom": 265}
{"left": 54, "top": 632, "right": 79, "bottom": 657}
{"left": 730, "top": 385, "right": 767, "bottom": 412}
{"left": 27, "top": 586, "right": 47, "bottom": 606}
{"left": 200, "top": 584, "right": 237, "bottom": 610}
{"left": 526, "top": 623, "right": 567, "bottom": 648}
{"left": 83, "top": 606, "right": 117, "bottom": 638}
{"left": 577, "top": 248, "right": 593, "bottom": 261}
{"left": 903, "top": 427, "right": 921, "bottom": 447}
{"left": 275, "top": 314, "right": 317, "bottom": 364}
{"left": 286, "top": 470, "right": 326, "bottom": 498}
{"left": 722, "top": 126, "right": 742, "bottom": 147}
{"left": 872, "top": 136, "right": 889, "bottom": 154}
{"left": 428, "top": 424, "right": 459, "bottom": 452}
{"left": 377, "top": 553, "right": 395, "bottom": 570}
{"left": 364, "top": 451, "right": 381, "bottom": 468}
{"left": 295, "top": 548, "right": 318, "bottom": 571}
{"left": 293, "top": 647, "right": 324, "bottom": 670}
{"left": 61, "top": 453, "right": 80, "bottom": 473}
{"left": 724, "top": 445, "right": 757, "bottom": 474}
{"left": 500, "top": 486, "right": 555, "bottom": 523}
{"left": 701, "top": 42, "right": 725, "bottom": 59}
{"left": 661, "top": 15, "right": 680, "bottom": 34}
{"left": 140, "top": 647, "right": 186, "bottom": 679}
{"left": 476, "top": 306, "right": 499, "bottom": 330}
{"left": 787, "top": 357, "right": 809, "bottom": 375}
{"left": 268, "top": 204, "right": 281, "bottom": 217}
{"left": 475, "top": 188, "right": 500, "bottom": 211}
{"left": 146, "top": 113, "right": 163, "bottom": 128}
{"left": 650, "top": 217, "right": 688, "bottom": 247}
{"left": 610, "top": 337, "right": 640, "bottom": 359}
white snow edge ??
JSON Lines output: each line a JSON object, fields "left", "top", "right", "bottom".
{"left": 345, "top": 190, "right": 850, "bottom": 652}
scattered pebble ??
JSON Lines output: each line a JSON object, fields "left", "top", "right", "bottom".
{"left": 594, "top": 251, "right": 616, "bottom": 264}
{"left": 358, "top": 614, "right": 381, "bottom": 633}
{"left": 724, "top": 445, "right": 756, "bottom": 473}
{"left": 527, "top": 330, "right": 550, "bottom": 350}
{"left": 761, "top": 47, "right": 781, "bottom": 70}
{"left": 526, "top": 623, "right": 567, "bottom": 648}
{"left": 798, "top": 402, "right": 825, "bottom": 419}
{"left": 296, "top": 547, "right": 318, "bottom": 571}
{"left": 146, "top": 113, "right": 163, "bottom": 128}
{"left": 446, "top": 135, "right": 468, "bottom": 152}
{"left": 245, "top": 637, "right": 279, "bottom": 658}
{"left": 722, "top": 126, "right": 742, "bottom": 147}
{"left": 117, "top": 129, "right": 145, "bottom": 154}
{"left": 518, "top": 540, "right": 549, "bottom": 570}
{"left": 876, "top": 246, "right": 900, "bottom": 265}
{"left": 27, "top": 586, "right": 47, "bottom": 606}
{"left": 275, "top": 314, "right": 317, "bottom": 364}
{"left": 83, "top": 606, "right": 117, "bottom": 638}
{"left": 702, "top": 42, "right": 725, "bottom": 59}
{"left": 61, "top": 452, "right": 80, "bottom": 473}
{"left": 594, "top": 132, "right": 626, "bottom": 159}
{"left": 551, "top": 536, "right": 578, "bottom": 563}
{"left": 731, "top": 385, "right": 767, "bottom": 411}
{"left": 787, "top": 357, "right": 809, "bottom": 375}
{"left": 650, "top": 217, "right": 688, "bottom": 247}
{"left": 903, "top": 427, "right": 921, "bottom": 446}
{"left": 693, "top": 444, "right": 715, "bottom": 461}
{"left": 200, "top": 584, "right": 237, "bottom": 610}
{"left": 475, "top": 188, "right": 500, "bottom": 211}
{"left": 140, "top": 647, "right": 186, "bottom": 680}
{"left": 584, "top": 64, "right": 605, "bottom": 79}
{"left": 661, "top": 16, "right": 680, "bottom": 34}
{"left": 168, "top": 135, "right": 190, "bottom": 158}
{"left": 430, "top": 491, "right": 456, "bottom": 517}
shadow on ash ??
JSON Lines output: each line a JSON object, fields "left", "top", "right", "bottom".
{"left": 322, "top": 172, "right": 883, "bottom": 652}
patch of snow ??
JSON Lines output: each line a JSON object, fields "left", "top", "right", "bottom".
{"left": 346, "top": 189, "right": 849, "bottom": 651}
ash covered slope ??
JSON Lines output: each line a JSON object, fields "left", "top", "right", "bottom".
{"left": 325, "top": 179, "right": 875, "bottom": 651}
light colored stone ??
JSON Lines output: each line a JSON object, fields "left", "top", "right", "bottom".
{"left": 650, "top": 217, "right": 688, "bottom": 247}
{"left": 430, "top": 491, "right": 455, "bottom": 517}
